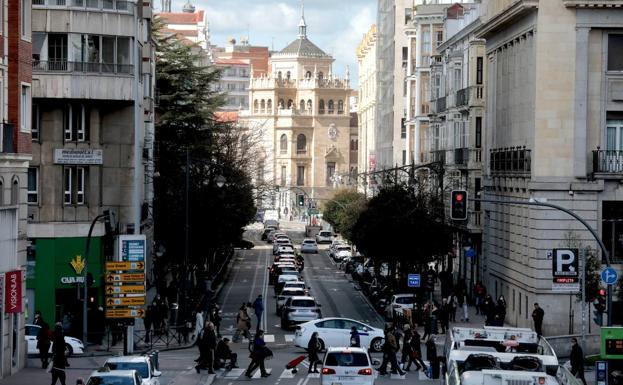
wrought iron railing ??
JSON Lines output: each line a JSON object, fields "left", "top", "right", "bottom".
{"left": 32, "top": 0, "right": 133, "bottom": 11}
{"left": 1, "top": 123, "right": 14, "bottom": 154}
{"left": 454, "top": 148, "right": 468, "bottom": 165}
{"left": 33, "top": 60, "right": 133, "bottom": 74}
{"left": 489, "top": 147, "right": 531, "bottom": 174}
{"left": 593, "top": 149, "right": 623, "bottom": 173}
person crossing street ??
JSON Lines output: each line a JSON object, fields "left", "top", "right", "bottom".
{"left": 253, "top": 295, "right": 263, "bottom": 333}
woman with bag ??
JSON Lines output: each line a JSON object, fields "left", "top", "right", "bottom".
{"left": 50, "top": 324, "right": 69, "bottom": 385}
{"left": 408, "top": 329, "right": 427, "bottom": 372}
{"left": 235, "top": 303, "right": 251, "bottom": 342}
{"left": 245, "top": 330, "right": 271, "bottom": 378}
{"left": 307, "top": 332, "right": 321, "bottom": 373}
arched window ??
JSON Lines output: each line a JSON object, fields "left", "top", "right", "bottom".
{"left": 267, "top": 99, "right": 272, "bottom": 113}
{"left": 11, "top": 178, "right": 18, "bottom": 205}
{"left": 296, "top": 134, "right": 307, "bottom": 154}
{"left": 260, "top": 99, "right": 266, "bottom": 113}
{"left": 307, "top": 100, "right": 312, "bottom": 112}
{"left": 277, "top": 71, "right": 282, "bottom": 80}
{"left": 287, "top": 99, "right": 293, "bottom": 109}
{"left": 253, "top": 100, "right": 259, "bottom": 113}
{"left": 338, "top": 100, "right": 344, "bottom": 114}
{"left": 279, "top": 99, "right": 285, "bottom": 109}
{"left": 286, "top": 71, "right": 291, "bottom": 80}
{"left": 328, "top": 100, "right": 335, "bottom": 114}
{"left": 305, "top": 71, "right": 312, "bottom": 79}
{"left": 319, "top": 99, "right": 325, "bottom": 114}
{"left": 280, "top": 134, "right": 288, "bottom": 154}
{"left": 299, "top": 100, "right": 305, "bottom": 112}
{"left": 318, "top": 72, "right": 324, "bottom": 80}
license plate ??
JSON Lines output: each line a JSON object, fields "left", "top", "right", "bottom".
{"left": 338, "top": 376, "right": 352, "bottom": 381}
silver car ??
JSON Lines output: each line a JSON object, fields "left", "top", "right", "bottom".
{"left": 281, "top": 296, "right": 322, "bottom": 329}
{"left": 300, "top": 239, "right": 318, "bottom": 254}
{"left": 276, "top": 288, "right": 306, "bottom": 315}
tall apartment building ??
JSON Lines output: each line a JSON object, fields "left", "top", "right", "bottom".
{"left": 476, "top": 0, "right": 623, "bottom": 333}
{"left": 240, "top": 10, "right": 352, "bottom": 215}
{"left": 426, "top": 2, "right": 484, "bottom": 292}
{"left": 0, "top": 0, "right": 32, "bottom": 376}
{"left": 356, "top": 24, "right": 377, "bottom": 195}
{"left": 158, "top": 8, "right": 209, "bottom": 50}
{"left": 29, "top": 0, "right": 155, "bottom": 330}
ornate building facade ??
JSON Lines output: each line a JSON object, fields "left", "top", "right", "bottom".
{"left": 240, "top": 10, "right": 352, "bottom": 216}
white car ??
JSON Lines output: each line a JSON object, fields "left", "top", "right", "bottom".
{"left": 294, "top": 318, "right": 384, "bottom": 352}
{"left": 385, "top": 294, "right": 418, "bottom": 319}
{"left": 300, "top": 239, "right": 319, "bottom": 254}
{"left": 283, "top": 281, "right": 309, "bottom": 293}
{"left": 315, "top": 230, "right": 334, "bottom": 244}
{"left": 25, "top": 324, "right": 84, "bottom": 356}
{"left": 334, "top": 245, "right": 353, "bottom": 261}
{"left": 86, "top": 369, "right": 142, "bottom": 385}
{"left": 105, "top": 355, "right": 161, "bottom": 385}
{"left": 320, "top": 347, "right": 376, "bottom": 385}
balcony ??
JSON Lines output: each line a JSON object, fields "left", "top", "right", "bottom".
{"left": 456, "top": 87, "right": 469, "bottom": 107}
{"left": 431, "top": 150, "right": 446, "bottom": 164}
{"left": 593, "top": 149, "right": 623, "bottom": 174}
{"left": 32, "top": 0, "right": 134, "bottom": 13}
{"left": 33, "top": 60, "right": 133, "bottom": 74}
{"left": 489, "top": 147, "right": 531, "bottom": 175}
{"left": 1, "top": 123, "right": 14, "bottom": 153}
{"left": 453, "top": 148, "right": 482, "bottom": 169}
{"left": 454, "top": 148, "right": 469, "bottom": 165}
{"left": 430, "top": 96, "right": 447, "bottom": 115}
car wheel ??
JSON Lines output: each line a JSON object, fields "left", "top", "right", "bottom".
{"left": 65, "top": 343, "right": 73, "bottom": 357}
{"left": 371, "top": 337, "right": 384, "bottom": 353}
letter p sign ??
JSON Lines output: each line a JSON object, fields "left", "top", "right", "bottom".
{"left": 552, "top": 249, "right": 579, "bottom": 278}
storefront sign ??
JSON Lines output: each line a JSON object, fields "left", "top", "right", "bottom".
{"left": 54, "top": 149, "right": 103, "bottom": 165}
{"left": 60, "top": 276, "right": 85, "bottom": 284}
{"left": 5, "top": 271, "right": 22, "bottom": 313}
{"left": 70, "top": 255, "right": 85, "bottom": 275}
{"left": 106, "top": 262, "right": 144, "bottom": 271}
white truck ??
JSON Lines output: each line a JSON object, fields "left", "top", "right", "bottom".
{"left": 264, "top": 209, "right": 279, "bottom": 222}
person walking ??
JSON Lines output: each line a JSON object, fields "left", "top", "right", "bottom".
{"left": 532, "top": 303, "right": 545, "bottom": 337}
{"left": 36, "top": 321, "right": 52, "bottom": 369}
{"left": 440, "top": 298, "right": 451, "bottom": 333}
{"left": 253, "top": 295, "right": 263, "bottom": 333}
{"left": 195, "top": 322, "right": 217, "bottom": 374}
{"left": 400, "top": 324, "right": 413, "bottom": 370}
{"left": 449, "top": 293, "right": 458, "bottom": 323}
{"left": 426, "top": 336, "right": 438, "bottom": 379}
{"left": 409, "top": 329, "right": 427, "bottom": 373}
{"left": 495, "top": 297, "right": 507, "bottom": 327}
{"left": 349, "top": 326, "right": 360, "bottom": 347}
{"left": 245, "top": 330, "right": 271, "bottom": 378}
{"left": 50, "top": 324, "right": 68, "bottom": 385}
{"left": 307, "top": 332, "right": 321, "bottom": 373}
{"left": 570, "top": 338, "right": 587, "bottom": 385}
{"left": 378, "top": 327, "right": 405, "bottom": 376}
{"left": 235, "top": 303, "right": 251, "bottom": 342}
{"left": 144, "top": 305, "right": 153, "bottom": 343}
{"left": 211, "top": 305, "right": 222, "bottom": 338}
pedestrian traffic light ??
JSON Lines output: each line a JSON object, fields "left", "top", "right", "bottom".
{"left": 593, "top": 288, "right": 606, "bottom": 326}
{"left": 297, "top": 194, "right": 305, "bottom": 207}
{"left": 450, "top": 190, "right": 468, "bottom": 220}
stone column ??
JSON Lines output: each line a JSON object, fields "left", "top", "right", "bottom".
{"left": 573, "top": 27, "right": 590, "bottom": 178}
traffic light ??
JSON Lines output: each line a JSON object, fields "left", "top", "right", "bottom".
{"left": 297, "top": 194, "right": 305, "bottom": 207}
{"left": 593, "top": 288, "right": 606, "bottom": 326}
{"left": 450, "top": 190, "right": 468, "bottom": 220}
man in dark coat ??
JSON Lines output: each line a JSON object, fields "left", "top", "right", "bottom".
{"left": 532, "top": 303, "right": 545, "bottom": 336}
{"left": 570, "top": 338, "right": 587, "bottom": 385}
{"left": 195, "top": 322, "right": 217, "bottom": 374}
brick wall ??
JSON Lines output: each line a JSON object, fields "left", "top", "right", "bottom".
{"left": 8, "top": 0, "right": 32, "bottom": 155}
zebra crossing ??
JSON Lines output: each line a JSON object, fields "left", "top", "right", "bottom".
{"left": 220, "top": 334, "right": 296, "bottom": 344}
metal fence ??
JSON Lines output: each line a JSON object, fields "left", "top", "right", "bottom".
{"left": 33, "top": 61, "right": 133, "bottom": 75}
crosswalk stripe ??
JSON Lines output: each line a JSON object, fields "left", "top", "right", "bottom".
{"left": 284, "top": 334, "right": 295, "bottom": 342}
{"left": 264, "top": 334, "right": 275, "bottom": 343}
{"left": 251, "top": 368, "right": 272, "bottom": 379}
{"left": 307, "top": 373, "right": 320, "bottom": 378}
{"left": 220, "top": 368, "right": 245, "bottom": 379}
{"left": 279, "top": 369, "right": 296, "bottom": 379}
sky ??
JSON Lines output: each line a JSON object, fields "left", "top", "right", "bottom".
{"left": 167, "top": 0, "right": 378, "bottom": 87}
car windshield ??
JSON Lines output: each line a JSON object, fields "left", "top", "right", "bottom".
{"left": 86, "top": 375, "right": 137, "bottom": 385}
{"left": 325, "top": 352, "right": 369, "bottom": 367}
{"left": 320, "top": 232, "right": 331, "bottom": 236}
{"left": 291, "top": 299, "right": 316, "bottom": 307}
{"left": 303, "top": 240, "right": 315, "bottom": 244}
{"left": 105, "top": 363, "right": 149, "bottom": 379}
{"left": 396, "top": 297, "right": 416, "bottom": 304}
{"left": 338, "top": 246, "right": 351, "bottom": 251}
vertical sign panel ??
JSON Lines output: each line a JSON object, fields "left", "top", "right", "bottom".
{"left": 5, "top": 271, "right": 22, "bottom": 313}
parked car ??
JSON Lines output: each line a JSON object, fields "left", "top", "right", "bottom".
{"left": 294, "top": 318, "right": 385, "bottom": 352}
{"left": 320, "top": 347, "right": 377, "bottom": 385}
{"left": 315, "top": 230, "right": 334, "bottom": 244}
{"left": 25, "top": 324, "right": 84, "bottom": 356}
{"left": 274, "top": 245, "right": 295, "bottom": 255}
{"left": 333, "top": 245, "right": 353, "bottom": 262}
{"left": 104, "top": 356, "right": 161, "bottom": 385}
{"left": 275, "top": 272, "right": 301, "bottom": 294}
{"left": 281, "top": 296, "right": 322, "bottom": 329}
{"left": 261, "top": 227, "right": 275, "bottom": 241}
{"left": 86, "top": 369, "right": 142, "bottom": 385}
{"left": 384, "top": 294, "right": 418, "bottom": 320}
{"left": 300, "top": 239, "right": 319, "bottom": 254}
{"left": 276, "top": 288, "right": 306, "bottom": 315}
{"left": 233, "top": 239, "right": 254, "bottom": 250}
{"left": 282, "top": 281, "right": 309, "bottom": 294}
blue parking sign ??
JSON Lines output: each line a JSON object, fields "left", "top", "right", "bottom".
{"left": 408, "top": 274, "right": 421, "bottom": 288}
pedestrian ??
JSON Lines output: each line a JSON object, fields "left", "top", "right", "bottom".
{"left": 430, "top": 302, "right": 439, "bottom": 335}
{"left": 378, "top": 327, "right": 405, "bottom": 376}
{"left": 34, "top": 310, "right": 44, "bottom": 326}
{"left": 449, "top": 293, "right": 458, "bottom": 322}
{"left": 440, "top": 298, "right": 451, "bottom": 333}
{"left": 532, "top": 303, "right": 545, "bottom": 337}
{"left": 253, "top": 295, "right": 263, "bottom": 333}
{"left": 215, "top": 338, "right": 238, "bottom": 370}
{"left": 235, "top": 303, "right": 252, "bottom": 342}
{"left": 400, "top": 324, "right": 412, "bottom": 370}
{"left": 569, "top": 338, "right": 587, "bottom": 385}
{"left": 50, "top": 324, "right": 68, "bottom": 385}
{"left": 409, "top": 329, "right": 427, "bottom": 373}
{"left": 195, "top": 322, "right": 216, "bottom": 374}
{"left": 426, "top": 336, "right": 437, "bottom": 378}
{"left": 461, "top": 294, "right": 470, "bottom": 322}
{"left": 245, "top": 330, "right": 272, "bottom": 378}
{"left": 36, "top": 321, "right": 52, "bottom": 369}
{"left": 211, "top": 305, "right": 222, "bottom": 338}
{"left": 425, "top": 267, "right": 437, "bottom": 301}
{"left": 495, "top": 297, "right": 507, "bottom": 327}
{"left": 474, "top": 282, "right": 486, "bottom": 315}
{"left": 484, "top": 295, "right": 496, "bottom": 326}
{"left": 350, "top": 326, "right": 360, "bottom": 347}
{"left": 422, "top": 303, "right": 431, "bottom": 340}
{"left": 307, "top": 332, "right": 321, "bottom": 373}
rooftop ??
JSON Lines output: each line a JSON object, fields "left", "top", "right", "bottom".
{"left": 157, "top": 10, "right": 205, "bottom": 24}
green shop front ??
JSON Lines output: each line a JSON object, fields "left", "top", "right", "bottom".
{"left": 26, "top": 236, "right": 104, "bottom": 337}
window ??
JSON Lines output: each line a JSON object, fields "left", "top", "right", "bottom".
{"left": 32, "top": 33, "right": 45, "bottom": 63}
{"left": 27, "top": 168, "right": 38, "bottom": 204}
{"left": 404, "top": 8, "right": 412, "bottom": 25}
{"left": 318, "top": 72, "right": 324, "bottom": 80}
{"left": 337, "top": 100, "right": 344, "bottom": 114}
{"left": 402, "top": 46, "right": 408, "bottom": 62}
{"left": 21, "top": 0, "right": 31, "bottom": 39}
{"left": 11, "top": 180, "right": 18, "bottom": 205}
{"left": 307, "top": 99, "right": 312, "bottom": 112}
{"left": 326, "top": 162, "right": 335, "bottom": 185}
{"left": 318, "top": 99, "right": 325, "bottom": 114}
{"left": 305, "top": 71, "right": 312, "bottom": 79}
{"left": 475, "top": 117, "right": 482, "bottom": 148}
{"left": 328, "top": 100, "right": 334, "bottom": 114}
{"left": 296, "top": 166, "right": 305, "bottom": 186}
{"left": 64, "top": 104, "right": 89, "bottom": 142}
{"left": 64, "top": 166, "right": 86, "bottom": 205}
{"left": 453, "top": 68, "right": 462, "bottom": 91}
{"left": 21, "top": 84, "right": 31, "bottom": 133}
{"left": 286, "top": 71, "right": 291, "bottom": 80}
{"left": 253, "top": 100, "right": 258, "bottom": 113}
{"left": 476, "top": 57, "right": 484, "bottom": 85}
{"left": 296, "top": 134, "right": 307, "bottom": 154}
{"left": 300, "top": 99, "right": 305, "bottom": 112}
{"left": 422, "top": 30, "right": 431, "bottom": 54}
{"left": 281, "top": 165, "right": 286, "bottom": 186}
{"left": 278, "top": 98, "right": 285, "bottom": 109}
{"left": 475, "top": 178, "right": 481, "bottom": 211}
{"left": 402, "top": 150, "right": 406, "bottom": 165}
{"left": 32, "top": 103, "right": 40, "bottom": 141}
{"left": 436, "top": 31, "right": 444, "bottom": 46}
{"left": 608, "top": 34, "right": 623, "bottom": 71}
{"left": 260, "top": 99, "right": 265, "bottom": 112}
{"left": 401, "top": 118, "right": 406, "bottom": 139}
{"left": 280, "top": 134, "right": 288, "bottom": 154}
{"left": 267, "top": 99, "right": 272, "bottom": 113}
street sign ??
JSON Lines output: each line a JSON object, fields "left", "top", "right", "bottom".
{"left": 308, "top": 208, "right": 319, "bottom": 215}
{"left": 407, "top": 274, "right": 421, "bottom": 288}
{"left": 106, "top": 308, "right": 145, "bottom": 319}
{"left": 106, "top": 273, "right": 145, "bottom": 283}
{"left": 601, "top": 267, "right": 619, "bottom": 286}
{"left": 106, "top": 261, "right": 145, "bottom": 271}
{"left": 552, "top": 282, "right": 580, "bottom": 292}
{"left": 106, "top": 296, "right": 145, "bottom": 307}
{"left": 552, "top": 249, "right": 579, "bottom": 278}
{"left": 118, "top": 235, "right": 146, "bottom": 262}
{"left": 105, "top": 285, "right": 145, "bottom": 295}
{"left": 596, "top": 361, "right": 608, "bottom": 385}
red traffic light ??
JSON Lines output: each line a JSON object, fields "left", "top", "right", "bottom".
{"left": 456, "top": 194, "right": 464, "bottom": 202}
{"left": 598, "top": 288, "right": 606, "bottom": 296}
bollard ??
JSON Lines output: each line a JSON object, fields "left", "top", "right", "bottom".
{"left": 154, "top": 350, "right": 159, "bottom": 370}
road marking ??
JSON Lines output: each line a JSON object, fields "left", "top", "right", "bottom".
{"left": 307, "top": 373, "right": 320, "bottom": 378}
{"left": 221, "top": 369, "right": 245, "bottom": 379}
{"left": 302, "top": 375, "right": 312, "bottom": 385}
{"left": 390, "top": 373, "right": 407, "bottom": 380}
{"left": 264, "top": 334, "right": 275, "bottom": 343}
{"left": 251, "top": 368, "right": 272, "bottom": 379}
{"left": 296, "top": 378, "right": 305, "bottom": 385}
{"left": 284, "top": 334, "right": 295, "bottom": 342}
{"left": 279, "top": 369, "right": 296, "bottom": 379}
